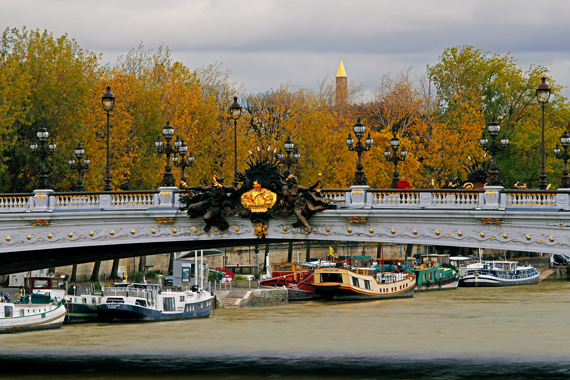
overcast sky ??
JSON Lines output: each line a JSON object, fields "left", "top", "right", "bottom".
{"left": 2, "top": 1, "right": 570, "bottom": 97}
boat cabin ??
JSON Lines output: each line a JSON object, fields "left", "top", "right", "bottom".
{"left": 24, "top": 276, "right": 67, "bottom": 301}
{"left": 224, "top": 264, "right": 258, "bottom": 280}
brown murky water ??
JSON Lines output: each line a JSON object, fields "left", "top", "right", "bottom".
{"left": 1, "top": 281, "right": 569, "bottom": 379}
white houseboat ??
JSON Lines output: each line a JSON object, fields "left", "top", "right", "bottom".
{"left": 462, "top": 261, "right": 540, "bottom": 287}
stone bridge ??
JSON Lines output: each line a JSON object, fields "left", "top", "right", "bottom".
{"left": 1, "top": 185, "right": 569, "bottom": 274}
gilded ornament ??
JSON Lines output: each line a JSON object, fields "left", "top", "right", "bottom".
{"left": 89, "top": 231, "right": 94, "bottom": 237}
{"left": 253, "top": 223, "right": 269, "bottom": 239}
{"left": 161, "top": 191, "right": 169, "bottom": 196}
{"left": 435, "top": 230, "right": 440, "bottom": 236}
{"left": 480, "top": 232, "right": 485, "bottom": 238}
{"left": 526, "top": 234, "right": 531, "bottom": 241}
{"left": 304, "top": 227, "right": 309, "bottom": 232}
{"left": 347, "top": 228, "right": 352, "bottom": 233}
{"left": 413, "top": 230, "right": 417, "bottom": 235}
{"left": 326, "top": 228, "right": 330, "bottom": 232}
{"left": 235, "top": 227, "right": 240, "bottom": 232}
{"left": 369, "top": 229, "right": 374, "bottom": 233}
{"left": 6, "top": 235, "right": 10, "bottom": 242}
{"left": 283, "top": 227, "right": 287, "bottom": 232}
{"left": 151, "top": 229, "right": 156, "bottom": 234}
{"left": 549, "top": 236, "right": 554, "bottom": 242}
{"left": 31, "top": 220, "right": 49, "bottom": 226}
{"left": 391, "top": 229, "right": 396, "bottom": 235}
{"left": 348, "top": 216, "right": 367, "bottom": 223}
{"left": 27, "top": 235, "right": 31, "bottom": 240}
{"left": 110, "top": 230, "right": 115, "bottom": 236}
{"left": 48, "top": 233, "right": 52, "bottom": 239}
{"left": 214, "top": 228, "right": 219, "bottom": 233}
{"left": 503, "top": 233, "right": 508, "bottom": 239}
{"left": 173, "top": 228, "right": 177, "bottom": 234}
{"left": 68, "top": 232, "right": 73, "bottom": 238}
{"left": 156, "top": 217, "right": 174, "bottom": 224}
{"left": 487, "top": 190, "right": 495, "bottom": 195}
{"left": 457, "top": 231, "right": 462, "bottom": 237}
{"left": 131, "top": 230, "right": 135, "bottom": 235}
{"left": 36, "top": 193, "right": 44, "bottom": 199}
{"left": 481, "top": 218, "right": 501, "bottom": 225}
{"left": 240, "top": 181, "right": 277, "bottom": 213}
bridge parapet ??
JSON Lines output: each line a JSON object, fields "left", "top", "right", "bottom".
{"left": 2, "top": 187, "right": 570, "bottom": 213}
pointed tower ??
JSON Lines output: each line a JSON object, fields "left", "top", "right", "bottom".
{"left": 335, "top": 60, "right": 348, "bottom": 107}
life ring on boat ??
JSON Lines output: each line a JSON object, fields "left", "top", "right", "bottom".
{"left": 392, "top": 275, "right": 397, "bottom": 282}
{"left": 420, "top": 264, "right": 426, "bottom": 270}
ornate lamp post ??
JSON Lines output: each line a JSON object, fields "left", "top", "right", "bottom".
{"left": 384, "top": 134, "right": 407, "bottom": 189}
{"left": 229, "top": 96, "right": 242, "bottom": 188}
{"left": 154, "top": 121, "right": 178, "bottom": 187}
{"left": 276, "top": 136, "right": 301, "bottom": 172}
{"left": 172, "top": 139, "right": 194, "bottom": 188}
{"left": 479, "top": 119, "right": 509, "bottom": 186}
{"left": 29, "top": 125, "right": 57, "bottom": 189}
{"left": 554, "top": 129, "right": 570, "bottom": 188}
{"left": 536, "top": 77, "right": 551, "bottom": 190}
{"left": 68, "top": 143, "right": 90, "bottom": 192}
{"left": 346, "top": 118, "right": 373, "bottom": 185}
{"left": 101, "top": 86, "right": 115, "bottom": 191}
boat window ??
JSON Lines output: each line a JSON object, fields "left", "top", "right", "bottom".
{"left": 20, "top": 309, "right": 24, "bottom": 316}
{"left": 135, "top": 299, "right": 147, "bottom": 307}
{"left": 4, "top": 306, "right": 12, "bottom": 318}
{"left": 180, "top": 296, "right": 185, "bottom": 302}
{"left": 364, "top": 280, "right": 371, "bottom": 290}
{"left": 82, "top": 298, "right": 87, "bottom": 304}
{"left": 276, "top": 265, "right": 293, "bottom": 271}
{"left": 352, "top": 277, "right": 360, "bottom": 287}
{"left": 163, "top": 297, "right": 175, "bottom": 312}
{"left": 320, "top": 273, "right": 342, "bottom": 283}
{"left": 92, "top": 297, "right": 97, "bottom": 304}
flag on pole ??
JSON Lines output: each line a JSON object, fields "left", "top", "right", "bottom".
{"left": 329, "top": 246, "right": 338, "bottom": 258}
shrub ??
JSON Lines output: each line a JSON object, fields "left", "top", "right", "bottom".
{"left": 234, "top": 275, "right": 248, "bottom": 281}
{"left": 131, "top": 271, "right": 145, "bottom": 283}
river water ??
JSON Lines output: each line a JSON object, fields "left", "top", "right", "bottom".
{"left": 1, "top": 281, "right": 569, "bottom": 379}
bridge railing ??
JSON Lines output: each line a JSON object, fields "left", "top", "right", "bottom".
{"left": 2, "top": 186, "right": 570, "bottom": 213}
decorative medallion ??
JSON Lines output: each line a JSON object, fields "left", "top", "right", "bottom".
{"left": 481, "top": 218, "right": 501, "bottom": 225}
{"left": 131, "top": 230, "right": 135, "bottom": 235}
{"left": 161, "top": 191, "right": 169, "bottom": 196}
{"left": 353, "top": 190, "right": 361, "bottom": 195}
{"left": 31, "top": 220, "right": 49, "bottom": 226}
{"left": 5, "top": 236, "right": 9, "bottom": 242}
{"left": 457, "top": 231, "right": 462, "bottom": 237}
{"left": 348, "top": 216, "right": 367, "bottom": 223}
{"left": 151, "top": 229, "right": 156, "bottom": 234}
{"left": 326, "top": 228, "right": 330, "bottom": 232}
{"left": 487, "top": 190, "right": 495, "bottom": 195}
{"left": 347, "top": 228, "right": 352, "bottom": 233}
{"left": 369, "top": 229, "right": 374, "bottom": 233}
{"left": 156, "top": 217, "right": 175, "bottom": 224}
{"left": 235, "top": 227, "right": 240, "bottom": 232}
{"left": 503, "top": 233, "right": 508, "bottom": 239}
{"left": 68, "top": 232, "right": 73, "bottom": 238}
{"left": 391, "top": 229, "right": 396, "bottom": 235}
{"left": 48, "top": 233, "right": 53, "bottom": 239}
{"left": 304, "top": 227, "right": 309, "bottom": 232}
{"left": 36, "top": 193, "right": 44, "bottom": 199}
{"left": 413, "top": 230, "right": 417, "bottom": 235}
{"left": 89, "top": 231, "right": 94, "bottom": 237}
{"left": 253, "top": 223, "right": 268, "bottom": 239}
{"left": 283, "top": 227, "right": 287, "bottom": 232}
{"left": 110, "top": 230, "right": 115, "bottom": 236}
{"left": 435, "top": 230, "right": 440, "bottom": 236}
{"left": 526, "top": 234, "right": 531, "bottom": 241}
{"left": 214, "top": 228, "right": 218, "bottom": 233}
{"left": 173, "top": 228, "right": 177, "bottom": 234}
{"left": 480, "top": 232, "right": 485, "bottom": 238}
{"left": 193, "top": 227, "right": 198, "bottom": 233}
{"left": 241, "top": 181, "right": 277, "bottom": 213}
{"left": 549, "top": 236, "right": 554, "bottom": 242}
{"left": 27, "top": 235, "right": 31, "bottom": 240}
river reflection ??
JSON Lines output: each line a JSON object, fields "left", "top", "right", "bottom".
{"left": 1, "top": 281, "right": 569, "bottom": 379}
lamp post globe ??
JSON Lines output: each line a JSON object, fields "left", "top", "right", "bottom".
{"left": 173, "top": 139, "right": 194, "bottom": 188}
{"left": 385, "top": 134, "right": 406, "bottom": 189}
{"left": 155, "top": 121, "right": 178, "bottom": 187}
{"left": 536, "top": 76, "right": 551, "bottom": 190}
{"left": 277, "top": 136, "right": 301, "bottom": 172}
{"left": 101, "top": 86, "right": 115, "bottom": 191}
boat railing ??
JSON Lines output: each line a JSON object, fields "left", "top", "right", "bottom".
{"left": 375, "top": 271, "right": 411, "bottom": 283}
{"left": 103, "top": 287, "right": 148, "bottom": 298}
